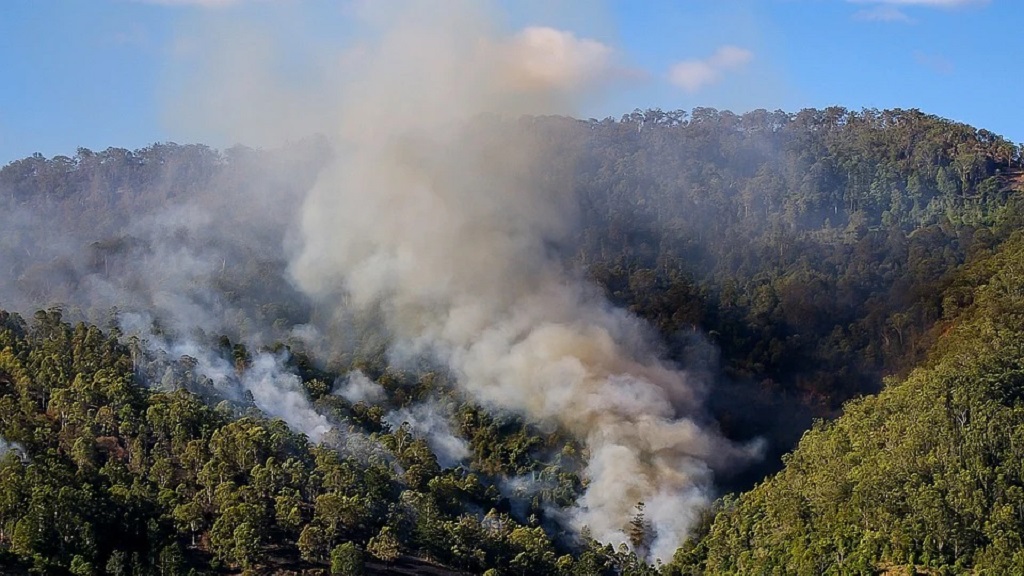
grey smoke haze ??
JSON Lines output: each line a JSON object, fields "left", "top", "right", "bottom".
{"left": 0, "top": 0, "right": 763, "bottom": 560}
{"left": 196, "top": 1, "right": 754, "bottom": 559}
{"left": 0, "top": 143, "right": 341, "bottom": 442}
{"left": 0, "top": 142, "right": 321, "bottom": 342}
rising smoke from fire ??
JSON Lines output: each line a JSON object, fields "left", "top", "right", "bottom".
{"left": 255, "top": 1, "right": 763, "bottom": 559}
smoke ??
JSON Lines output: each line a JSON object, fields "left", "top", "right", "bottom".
{"left": 0, "top": 140, "right": 340, "bottom": 441}
{"left": 252, "top": 1, "right": 761, "bottom": 559}
{"left": 0, "top": 141, "right": 323, "bottom": 343}
{"left": 334, "top": 370, "right": 386, "bottom": 405}
{"left": 0, "top": 437, "right": 26, "bottom": 462}
{"left": 334, "top": 372, "right": 472, "bottom": 469}
{"left": 0, "top": 0, "right": 763, "bottom": 560}
{"left": 242, "top": 352, "right": 332, "bottom": 442}
{"left": 125, "top": 313, "right": 331, "bottom": 442}
{"left": 384, "top": 401, "right": 470, "bottom": 469}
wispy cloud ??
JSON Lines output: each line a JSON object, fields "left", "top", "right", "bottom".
{"left": 849, "top": 0, "right": 987, "bottom": 23}
{"left": 853, "top": 6, "right": 915, "bottom": 22}
{"left": 133, "top": 0, "right": 243, "bottom": 7}
{"left": 506, "top": 27, "right": 614, "bottom": 91}
{"left": 667, "top": 45, "right": 753, "bottom": 93}
{"left": 914, "top": 50, "right": 955, "bottom": 74}
{"left": 848, "top": 0, "right": 989, "bottom": 7}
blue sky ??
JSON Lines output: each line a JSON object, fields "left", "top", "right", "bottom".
{"left": 0, "top": 0, "right": 1018, "bottom": 165}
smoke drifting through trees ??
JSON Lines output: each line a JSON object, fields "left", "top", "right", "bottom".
{"left": 0, "top": 141, "right": 323, "bottom": 342}
{"left": 0, "top": 1, "right": 763, "bottom": 561}
{"left": 0, "top": 438, "right": 25, "bottom": 461}
{"left": 383, "top": 402, "right": 469, "bottom": 470}
{"left": 0, "top": 142, "right": 338, "bottom": 457}
{"left": 1, "top": 0, "right": 1021, "bottom": 568}
{"left": 273, "top": 2, "right": 755, "bottom": 559}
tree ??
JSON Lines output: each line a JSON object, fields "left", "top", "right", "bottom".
{"left": 69, "top": 555, "right": 94, "bottom": 576}
{"left": 314, "top": 492, "right": 368, "bottom": 541}
{"left": 298, "top": 524, "right": 330, "bottom": 563}
{"left": 172, "top": 500, "right": 204, "bottom": 546}
{"left": 366, "top": 526, "right": 401, "bottom": 564}
{"left": 104, "top": 551, "right": 129, "bottom": 576}
{"left": 628, "top": 502, "right": 651, "bottom": 556}
{"left": 508, "top": 526, "right": 557, "bottom": 575}
{"left": 157, "top": 543, "right": 186, "bottom": 576}
{"left": 330, "top": 542, "right": 365, "bottom": 576}
{"left": 274, "top": 489, "right": 304, "bottom": 534}
{"left": 232, "top": 522, "right": 262, "bottom": 570}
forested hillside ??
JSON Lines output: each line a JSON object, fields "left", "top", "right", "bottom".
{"left": 564, "top": 107, "right": 1024, "bottom": 476}
{"left": 0, "top": 107, "right": 1022, "bottom": 574}
{"left": 0, "top": 308, "right": 613, "bottom": 575}
{"left": 665, "top": 222, "right": 1024, "bottom": 575}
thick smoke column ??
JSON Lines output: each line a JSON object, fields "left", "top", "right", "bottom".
{"left": 285, "top": 2, "right": 758, "bottom": 559}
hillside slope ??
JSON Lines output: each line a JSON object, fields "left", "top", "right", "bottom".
{"left": 0, "top": 108, "right": 1022, "bottom": 574}
{"left": 668, "top": 230, "right": 1024, "bottom": 574}
{"left": 2, "top": 108, "right": 1020, "bottom": 472}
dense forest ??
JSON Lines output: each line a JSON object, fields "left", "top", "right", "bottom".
{"left": 0, "top": 106, "right": 1022, "bottom": 574}
{"left": 665, "top": 222, "right": 1024, "bottom": 575}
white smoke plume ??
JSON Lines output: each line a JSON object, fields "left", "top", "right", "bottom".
{"left": 334, "top": 370, "right": 386, "bottom": 405}
{"left": 384, "top": 401, "right": 470, "bottom": 469}
{"left": 242, "top": 351, "right": 332, "bottom": 442}
{"left": 0, "top": 437, "right": 27, "bottom": 462}
{"left": 123, "top": 313, "right": 331, "bottom": 442}
{"left": 167, "top": 0, "right": 759, "bottom": 560}
{"left": 499, "top": 472, "right": 565, "bottom": 524}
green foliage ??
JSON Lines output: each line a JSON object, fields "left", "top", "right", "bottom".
{"left": 0, "top": 309, "right": 586, "bottom": 574}
{"left": 298, "top": 524, "right": 331, "bottom": 563}
{"left": 668, "top": 231, "right": 1024, "bottom": 574}
{"left": 366, "top": 526, "right": 400, "bottom": 563}
{"left": 330, "top": 541, "right": 365, "bottom": 576}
